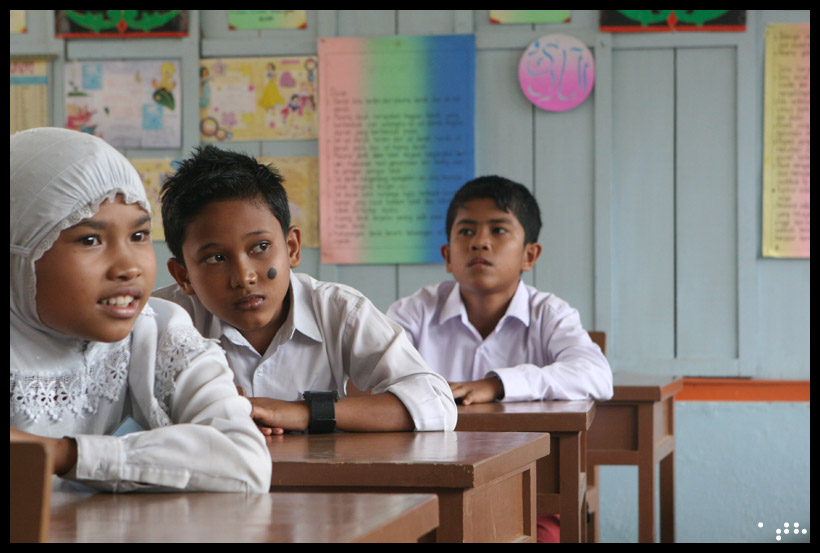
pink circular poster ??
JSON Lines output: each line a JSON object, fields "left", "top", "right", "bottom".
{"left": 518, "top": 34, "right": 595, "bottom": 112}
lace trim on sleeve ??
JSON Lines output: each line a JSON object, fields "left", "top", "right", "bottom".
{"left": 150, "top": 325, "right": 213, "bottom": 427}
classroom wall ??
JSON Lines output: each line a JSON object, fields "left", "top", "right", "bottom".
{"left": 11, "top": 10, "right": 810, "bottom": 543}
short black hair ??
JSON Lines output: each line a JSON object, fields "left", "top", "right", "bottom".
{"left": 445, "top": 175, "right": 542, "bottom": 245}
{"left": 160, "top": 145, "right": 290, "bottom": 263}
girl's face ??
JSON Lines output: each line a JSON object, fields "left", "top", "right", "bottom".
{"left": 35, "top": 196, "right": 156, "bottom": 343}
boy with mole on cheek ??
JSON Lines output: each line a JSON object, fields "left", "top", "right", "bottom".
{"left": 153, "top": 146, "right": 456, "bottom": 435}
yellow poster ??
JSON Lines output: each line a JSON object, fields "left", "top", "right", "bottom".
{"left": 762, "top": 23, "right": 810, "bottom": 258}
{"left": 259, "top": 157, "right": 319, "bottom": 248}
{"left": 129, "top": 158, "right": 175, "bottom": 242}
{"left": 10, "top": 59, "right": 48, "bottom": 134}
{"left": 10, "top": 10, "right": 27, "bottom": 33}
{"left": 200, "top": 57, "right": 317, "bottom": 142}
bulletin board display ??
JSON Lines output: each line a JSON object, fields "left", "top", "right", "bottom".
{"left": 130, "top": 158, "right": 175, "bottom": 242}
{"left": 199, "top": 56, "right": 317, "bottom": 142}
{"left": 259, "top": 156, "right": 320, "bottom": 249}
{"left": 11, "top": 59, "right": 49, "bottom": 134}
{"left": 318, "top": 35, "right": 475, "bottom": 264}
{"left": 64, "top": 60, "right": 182, "bottom": 149}
{"left": 762, "top": 23, "right": 810, "bottom": 258}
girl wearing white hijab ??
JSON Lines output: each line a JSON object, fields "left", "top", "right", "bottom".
{"left": 10, "top": 128, "right": 271, "bottom": 492}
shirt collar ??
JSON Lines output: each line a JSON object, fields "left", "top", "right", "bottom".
{"left": 505, "top": 280, "right": 531, "bottom": 327}
{"left": 439, "top": 281, "right": 467, "bottom": 325}
{"left": 219, "top": 272, "right": 323, "bottom": 350}
{"left": 437, "top": 279, "right": 531, "bottom": 329}
{"left": 290, "top": 272, "right": 323, "bottom": 343}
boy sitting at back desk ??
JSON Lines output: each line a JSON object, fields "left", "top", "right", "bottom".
{"left": 387, "top": 176, "right": 613, "bottom": 542}
{"left": 153, "top": 146, "right": 456, "bottom": 435}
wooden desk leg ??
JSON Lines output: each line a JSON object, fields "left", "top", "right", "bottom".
{"left": 435, "top": 490, "right": 466, "bottom": 543}
{"left": 587, "top": 465, "right": 600, "bottom": 542}
{"left": 558, "top": 432, "right": 584, "bottom": 543}
{"left": 637, "top": 403, "right": 656, "bottom": 542}
{"left": 660, "top": 395, "right": 676, "bottom": 543}
{"left": 660, "top": 449, "right": 675, "bottom": 542}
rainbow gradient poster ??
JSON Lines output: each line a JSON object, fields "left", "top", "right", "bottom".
{"left": 318, "top": 35, "right": 475, "bottom": 264}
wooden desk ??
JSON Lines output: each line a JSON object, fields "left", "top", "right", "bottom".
{"left": 455, "top": 400, "right": 595, "bottom": 543}
{"left": 267, "top": 431, "right": 549, "bottom": 543}
{"left": 49, "top": 491, "right": 439, "bottom": 542}
{"left": 10, "top": 438, "right": 54, "bottom": 543}
{"left": 587, "top": 374, "right": 683, "bottom": 542}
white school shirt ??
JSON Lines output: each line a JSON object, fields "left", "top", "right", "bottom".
{"left": 10, "top": 298, "right": 272, "bottom": 493}
{"left": 153, "top": 272, "right": 457, "bottom": 431}
{"left": 387, "top": 280, "right": 613, "bottom": 402}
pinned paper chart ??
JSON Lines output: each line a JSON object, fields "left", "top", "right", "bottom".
{"left": 64, "top": 60, "right": 181, "bottom": 148}
{"left": 129, "top": 158, "right": 175, "bottom": 241}
{"left": 519, "top": 34, "right": 594, "bottom": 112}
{"left": 318, "top": 35, "right": 475, "bottom": 264}
{"left": 259, "top": 157, "right": 319, "bottom": 248}
{"left": 10, "top": 59, "right": 48, "bottom": 133}
{"left": 762, "top": 23, "right": 810, "bottom": 258}
{"left": 200, "top": 56, "right": 317, "bottom": 142}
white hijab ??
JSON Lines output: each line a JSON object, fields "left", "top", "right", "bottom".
{"left": 10, "top": 128, "right": 159, "bottom": 435}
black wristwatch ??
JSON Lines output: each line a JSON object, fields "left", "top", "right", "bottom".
{"left": 302, "top": 390, "right": 339, "bottom": 433}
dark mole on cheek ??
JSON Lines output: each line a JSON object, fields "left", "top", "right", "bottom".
{"left": 267, "top": 267, "right": 277, "bottom": 280}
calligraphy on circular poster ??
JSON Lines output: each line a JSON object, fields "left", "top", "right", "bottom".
{"left": 518, "top": 34, "right": 595, "bottom": 112}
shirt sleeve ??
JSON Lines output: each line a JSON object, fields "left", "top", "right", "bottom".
{"left": 491, "top": 305, "right": 614, "bottom": 402}
{"left": 346, "top": 298, "right": 457, "bottom": 431}
{"left": 386, "top": 296, "right": 422, "bottom": 347}
{"left": 70, "top": 309, "right": 271, "bottom": 492}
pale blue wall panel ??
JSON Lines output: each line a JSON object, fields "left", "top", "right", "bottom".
{"left": 534, "top": 90, "right": 596, "bottom": 326}
{"left": 611, "top": 49, "right": 676, "bottom": 359}
{"left": 675, "top": 48, "right": 739, "bottom": 362}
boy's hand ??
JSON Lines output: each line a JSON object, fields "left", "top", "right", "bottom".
{"left": 248, "top": 398, "right": 310, "bottom": 436}
{"left": 449, "top": 377, "right": 505, "bottom": 406}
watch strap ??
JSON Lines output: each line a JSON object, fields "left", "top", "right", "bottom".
{"left": 302, "top": 390, "right": 339, "bottom": 433}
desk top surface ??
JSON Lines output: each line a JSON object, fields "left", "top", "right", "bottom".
{"left": 267, "top": 431, "right": 549, "bottom": 489}
{"left": 49, "top": 491, "right": 438, "bottom": 543}
{"left": 610, "top": 373, "right": 684, "bottom": 401}
{"left": 456, "top": 399, "right": 595, "bottom": 432}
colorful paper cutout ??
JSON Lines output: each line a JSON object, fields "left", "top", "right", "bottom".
{"left": 55, "top": 10, "right": 188, "bottom": 38}
{"left": 599, "top": 10, "right": 746, "bottom": 33}
{"left": 518, "top": 34, "right": 594, "bottom": 112}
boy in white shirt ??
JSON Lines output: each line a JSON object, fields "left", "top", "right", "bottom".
{"left": 153, "top": 146, "right": 456, "bottom": 435}
{"left": 388, "top": 175, "right": 613, "bottom": 405}
{"left": 387, "top": 175, "right": 612, "bottom": 541}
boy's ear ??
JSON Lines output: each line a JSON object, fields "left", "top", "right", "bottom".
{"left": 521, "top": 242, "right": 542, "bottom": 272}
{"left": 167, "top": 258, "right": 196, "bottom": 296}
{"left": 287, "top": 226, "right": 302, "bottom": 269}
{"left": 441, "top": 244, "right": 453, "bottom": 273}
